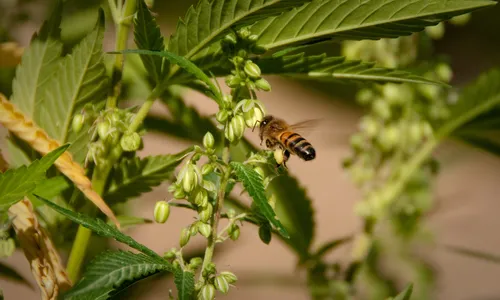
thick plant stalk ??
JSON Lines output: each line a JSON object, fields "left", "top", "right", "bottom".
{"left": 0, "top": 94, "right": 120, "bottom": 228}
{"left": 8, "top": 199, "right": 72, "bottom": 300}
{"left": 0, "top": 42, "right": 24, "bottom": 68}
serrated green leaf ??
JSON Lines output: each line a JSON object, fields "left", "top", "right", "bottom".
{"left": 63, "top": 287, "right": 113, "bottom": 300}
{"left": 251, "top": 0, "right": 496, "bottom": 50}
{"left": 134, "top": 0, "right": 165, "bottom": 83}
{"left": 438, "top": 68, "right": 500, "bottom": 138}
{"left": 106, "top": 215, "right": 153, "bottom": 229}
{"left": 105, "top": 148, "right": 193, "bottom": 204}
{"left": 393, "top": 283, "right": 413, "bottom": 300}
{"left": 0, "top": 144, "right": 69, "bottom": 210}
{"left": 117, "top": 49, "right": 222, "bottom": 104}
{"left": 64, "top": 250, "right": 172, "bottom": 299}
{"left": 29, "top": 175, "right": 71, "bottom": 203}
{"left": 230, "top": 162, "right": 289, "bottom": 238}
{"left": 168, "top": 0, "right": 311, "bottom": 60}
{"left": 35, "top": 195, "right": 162, "bottom": 259}
{"left": 174, "top": 269, "right": 195, "bottom": 300}
{"left": 256, "top": 52, "right": 447, "bottom": 86}
{"left": 269, "top": 174, "right": 313, "bottom": 258}
{"left": 10, "top": 0, "right": 63, "bottom": 118}
{"left": 36, "top": 9, "right": 108, "bottom": 145}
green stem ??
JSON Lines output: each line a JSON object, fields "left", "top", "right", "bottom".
{"left": 199, "top": 141, "right": 231, "bottom": 281}
{"left": 107, "top": 0, "right": 137, "bottom": 108}
{"left": 128, "top": 86, "right": 162, "bottom": 133}
{"left": 66, "top": 166, "right": 111, "bottom": 282}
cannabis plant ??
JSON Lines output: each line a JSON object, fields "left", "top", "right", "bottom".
{"left": 0, "top": 0, "right": 499, "bottom": 299}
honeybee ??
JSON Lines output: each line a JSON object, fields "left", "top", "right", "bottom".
{"left": 258, "top": 115, "right": 317, "bottom": 167}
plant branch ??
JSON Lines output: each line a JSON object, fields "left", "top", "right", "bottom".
{"left": 199, "top": 140, "right": 231, "bottom": 281}
{"left": 128, "top": 86, "right": 162, "bottom": 133}
{"left": 107, "top": 0, "right": 137, "bottom": 108}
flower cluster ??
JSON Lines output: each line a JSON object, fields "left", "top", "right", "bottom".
{"left": 73, "top": 106, "right": 141, "bottom": 168}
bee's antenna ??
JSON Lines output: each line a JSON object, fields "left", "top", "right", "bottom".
{"left": 252, "top": 120, "right": 261, "bottom": 132}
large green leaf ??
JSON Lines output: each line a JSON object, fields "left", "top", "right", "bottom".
{"left": 168, "top": 0, "right": 311, "bottom": 60}
{"left": 36, "top": 9, "right": 108, "bottom": 149}
{"left": 174, "top": 269, "right": 195, "bottom": 300}
{"left": 104, "top": 148, "right": 193, "bottom": 204}
{"left": 0, "top": 144, "right": 68, "bottom": 210}
{"left": 250, "top": 0, "right": 496, "bottom": 50}
{"left": 230, "top": 162, "right": 289, "bottom": 238}
{"left": 256, "top": 52, "right": 447, "bottom": 86}
{"left": 438, "top": 68, "right": 500, "bottom": 138}
{"left": 269, "top": 174, "right": 314, "bottom": 259}
{"left": 134, "top": 0, "right": 165, "bottom": 83}
{"left": 10, "top": 0, "right": 63, "bottom": 118}
{"left": 63, "top": 250, "right": 172, "bottom": 299}
{"left": 36, "top": 195, "right": 162, "bottom": 259}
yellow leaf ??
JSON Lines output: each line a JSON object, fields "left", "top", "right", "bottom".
{"left": 0, "top": 94, "right": 120, "bottom": 228}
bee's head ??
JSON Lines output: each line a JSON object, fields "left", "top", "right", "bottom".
{"left": 260, "top": 115, "right": 274, "bottom": 128}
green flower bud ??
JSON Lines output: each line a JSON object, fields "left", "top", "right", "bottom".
{"left": 230, "top": 114, "right": 246, "bottom": 139}
{"left": 382, "top": 84, "right": 402, "bottom": 105}
{"left": 225, "top": 123, "right": 235, "bottom": 142}
{"left": 201, "top": 180, "right": 216, "bottom": 193}
{"left": 244, "top": 60, "right": 261, "bottom": 79}
{"left": 220, "top": 271, "right": 237, "bottom": 284}
{"left": 222, "top": 94, "right": 233, "bottom": 105}
{"left": 372, "top": 99, "right": 391, "bottom": 120}
{"left": 199, "top": 284, "right": 215, "bottom": 300}
{"left": 194, "top": 189, "right": 208, "bottom": 207}
{"left": 408, "top": 122, "right": 422, "bottom": 144}
{"left": 107, "top": 131, "right": 120, "bottom": 146}
{"left": 450, "top": 13, "right": 471, "bottom": 26}
{"left": 154, "top": 201, "right": 170, "bottom": 224}
{"left": 377, "top": 125, "right": 400, "bottom": 152}
{"left": 199, "top": 223, "right": 212, "bottom": 238}
{"left": 356, "top": 89, "right": 374, "bottom": 105}
{"left": 425, "top": 22, "right": 445, "bottom": 40}
{"left": 238, "top": 27, "right": 251, "bottom": 39}
{"left": 359, "top": 116, "right": 379, "bottom": 138}
{"left": 180, "top": 228, "right": 190, "bottom": 247}
{"left": 241, "top": 99, "right": 254, "bottom": 112}
{"left": 72, "top": 114, "right": 84, "bottom": 133}
{"left": 214, "top": 275, "right": 230, "bottom": 294}
{"left": 0, "top": 238, "right": 15, "bottom": 258}
{"left": 189, "top": 257, "right": 203, "bottom": 269}
{"left": 182, "top": 164, "right": 198, "bottom": 193}
{"left": 173, "top": 188, "right": 186, "bottom": 199}
{"left": 225, "top": 75, "right": 241, "bottom": 88}
{"left": 201, "top": 164, "right": 214, "bottom": 176}
{"left": 192, "top": 153, "right": 202, "bottom": 162}
{"left": 243, "top": 106, "right": 264, "bottom": 128}
{"left": 216, "top": 110, "right": 229, "bottom": 123}
{"left": 234, "top": 55, "right": 245, "bottom": 64}
{"left": 436, "top": 63, "right": 453, "bottom": 82}
{"left": 421, "top": 122, "right": 434, "bottom": 138}
{"left": 189, "top": 222, "right": 199, "bottom": 237}
{"left": 229, "top": 225, "right": 240, "bottom": 241}
{"left": 227, "top": 209, "right": 236, "bottom": 219}
{"left": 199, "top": 203, "right": 213, "bottom": 223}
{"left": 163, "top": 248, "right": 176, "bottom": 259}
{"left": 97, "top": 121, "right": 110, "bottom": 140}
{"left": 255, "top": 78, "right": 271, "bottom": 91}
{"left": 205, "top": 262, "right": 217, "bottom": 276}
{"left": 120, "top": 132, "right": 141, "bottom": 152}
{"left": 223, "top": 33, "right": 237, "bottom": 44}
{"left": 258, "top": 224, "right": 272, "bottom": 245}
{"left": 203, "top": 132, "right": 215, "bottom": 149}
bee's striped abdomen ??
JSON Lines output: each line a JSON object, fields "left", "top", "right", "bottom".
{"left": 279, "top": 132, "right": 316, "bottom": 161}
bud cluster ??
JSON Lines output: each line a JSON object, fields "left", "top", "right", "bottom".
{"left": 341, "top": 34, "right": 453, "bottom": 220}
{"left": 196, "top": 263, "right": 238, "bottom": 299}
{"left": 76, "top": 107, "right": 141, "bottom": 167}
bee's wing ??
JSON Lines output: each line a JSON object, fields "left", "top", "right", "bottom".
{"left": 288, "top": 118, "right": 322, "bottom": 135}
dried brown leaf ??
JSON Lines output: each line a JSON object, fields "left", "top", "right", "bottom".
{"left": 0, "top": 94, "right": 120, "bottom": 228}
{"left": 0, "top": 42, "right": 24, "bottom": 68}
